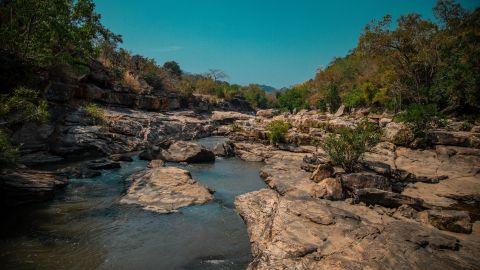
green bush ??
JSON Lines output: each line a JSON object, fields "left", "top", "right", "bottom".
{"left": 83, "top": 103, "right": 104, "bottom": 124}
{"left": 267, "top": 120, "right": 291, "bottom": 144}
{"left": 0, "top": 87, "right": 49, "bottom": 124}
{"left": 322, "top": 119, "right": 381, "bottom": 172}
{"left": 0, "top": 129, "right": 19, "bottom": 168}
{"left": 394, "top": 104, "right": 444, "bottom": 137}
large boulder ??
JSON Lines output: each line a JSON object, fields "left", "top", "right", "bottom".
{"left": 163, "top": 141, "right": 215, "bottom": 163}
{"left": 121, "top": 166, "right": 213, "bottom": 213}
{"left": 383, "top": 122, "right": 414, "bottom": 146}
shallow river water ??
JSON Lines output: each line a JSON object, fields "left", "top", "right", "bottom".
{"left": 0, "top": 137, "right": 266, "bottom": 269}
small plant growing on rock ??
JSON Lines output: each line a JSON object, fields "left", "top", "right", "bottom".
{"left": 0, "top": 129, "right": 19, "bottom": 168}
{"left": 267, "top": 120, "right": 291, "bottom": 144}
{"left": 322, "top": 119, "right": 381, "bottom": 172}
{"left": 83, "top": 103, "right": 104, "bottom": 124}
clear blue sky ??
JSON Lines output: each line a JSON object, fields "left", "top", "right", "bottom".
{"left": 94, "top": 0, "right": 479, "bottom": 89}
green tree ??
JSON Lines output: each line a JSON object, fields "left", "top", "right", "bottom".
{"left": 163, "top": 61, "right": 182, "bottom": 78}
{"left": 0, "top": 0, "right": 121, "bottom": 68}
{"left": 276, "top": 87, "right": 310, "bottom": 111}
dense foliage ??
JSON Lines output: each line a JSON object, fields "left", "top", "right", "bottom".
{"left": 0, "top": 0, "right": 121, "bottom": 68}
{"left": 322, "top": 120, "right": 382, "bottom": 172}
{"left": 82, "top": 103, "right": 104, "bottom": 124}
{"left": 266, "top": 120, "right": 291, "bottom": 144}
{"left": 274, "top": 0, "right": 479, "bottom": 116}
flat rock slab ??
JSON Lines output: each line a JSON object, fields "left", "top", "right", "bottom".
{"left": 121, "top": 166, "right": 213, "bottom": 213}
{"left": 235, "top": 189, "right": 480, "bottom": 270}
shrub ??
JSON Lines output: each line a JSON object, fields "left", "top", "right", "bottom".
{"left": 267, "top": 120, "right": 291, "bottom": 144}
{"left": 322, "top": 119, "right": 381, "bottom": 172}
{"left": 0, "top": 129, "right": 19, "bottom": 168}
{"left": 83, "top": 103, "right": 104, "bottom": 124}
{"left": 394, "top": 104, "right": 444, "bottom": 138}
{"left": 0, "top": 87, "right": 49, "bottom": 124}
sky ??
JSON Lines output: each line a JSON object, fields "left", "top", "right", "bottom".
{"left": 94, "top": 0, "right": 480, "bottom": 89}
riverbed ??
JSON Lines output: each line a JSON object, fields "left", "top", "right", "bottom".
{"left": 0, "top": 137, "right": 266, "bottom": 269}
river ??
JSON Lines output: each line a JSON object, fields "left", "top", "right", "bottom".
{"left": 0, "top": 137, "right": 266, "bottom": 269}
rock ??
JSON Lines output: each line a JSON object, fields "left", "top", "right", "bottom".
{"left": 210, "top": 111, "right": 252, "bottom": 124}
{"left": 419, "top": 210, "right": 472, "bottom": 234}
{"left": 361, "top": 142, "right": 397, "bottom": 176}
{"left": 333, "top": 104, "right": 345, "bottom": 117}
{"left": 58, "top": 166, "right": 101, "bottom": 179}
{"left": 379, "top": 117, "right": 392, "bottom": 127}
{"left": 19, "top": 152, "right": 64, "bottom": 166}
{"left": 147, "top": 159, "right": 165, "bottom": 168}
{"left": 313, "top": 177, "right": 343, "bottom": 200}
{"left": 355, "top": 188, "right": 428, "bottom": 211}
{"left": 121, "top": 166, "right": 213, "bottom": 213}
{"left": 428, "top": 130, "right": 480, "bottom": 148}
{"left": 163, "top": 141, "right": 215, "bottom": 163}
{"left": 235, "top": 189, "right": 480, "bottom": 270}
{"left": 109, "top": 153, "right": 133, "bottom": 162}
{"left": 86, "top": 159, "right": 121, "bottom": 170}
{"left": 383, "top": 122, "right": 414, "bottom": 146}
{"left": 256, "top": 109, "right": 279, "bottom": 118}
{"left": 212, "top": 141, "right": 235, "bottom": 157}
{"left": 341, "top": 172, "right": 393, "bottom": 196}
{"left": 0, "top": 170, "right": 67, "bottom": 206}
{"left": 310, "top": 164, "right": 334, "bottom": 183}
{"left": 139, "top": 145, "right": 166, "bottom": 161}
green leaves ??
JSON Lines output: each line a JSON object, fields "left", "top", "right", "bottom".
{"left": 322, "top": 119, "right": 381, "bottom": 172}
{"left": 0, "top": 0, "right": 120, "bottom": 68}
{"left": 0, "top": 87, "right": 49, "bottom": 124}
{"left": 266, "top": 120, "right": 291, "bottom": 145}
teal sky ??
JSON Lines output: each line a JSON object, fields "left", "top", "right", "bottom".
{"left": 94, "top": 0, "right": 479, "bottom": 88}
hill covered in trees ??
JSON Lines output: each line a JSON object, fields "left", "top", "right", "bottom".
{"left": 274, "top": 0, "right": 479, "bottom": 118}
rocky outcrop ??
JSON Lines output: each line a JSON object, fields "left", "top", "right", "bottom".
{"left": 162, "top": 141, "right": 215, "bottom": 163}
{"left": 0, "top": 170, "right": 67, "bottom": 206}
{"left": 235, "top": 189, "right": 480, "bottom": 270}
{"left": 121, "top": 166, "right": 213, "bottom": 213}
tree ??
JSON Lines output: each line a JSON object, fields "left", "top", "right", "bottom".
{"left": 206, "top": 69, "right": 228, "bottom": 81}
{"left": 163, "top": 61, "right": 182, "bottom": 78}
{"left": 0, "top": 0, "right": 122, "bottom": 68}
{"left": 242, "top": 84, "right": 268, "bottom": 108}
{"left": 358, "top": 14, "right": 440, "bottom": 104}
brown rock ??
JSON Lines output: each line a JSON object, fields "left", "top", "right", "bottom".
{"left": 355, "top": 188, "right": 428, "bottom": 211}
{"left": 163, "top": 141, "right": 215, "bottom": 163}
{"left": 310, "top": 164, "right": 334, "bottom": 183}
{"left": 121, "top": 166, "right": 213, "bottom": 213}
{"left": 147, "top": 159, "right": 165, "bottom": 168}
{"left": 313, "top": 177, "right": 344, "bottom": 200}
{"left": 419, "top": 210, "right": 472, "bottom": 234}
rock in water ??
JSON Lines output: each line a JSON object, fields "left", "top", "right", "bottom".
{"left": 163, "top": 141, "right": 215, "bottom": 163}
{"left": 0, "top": 170, "right": 67, "bottom": 206}
{"left": 121, "top": 167, "right": 213, "bottom": 213}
